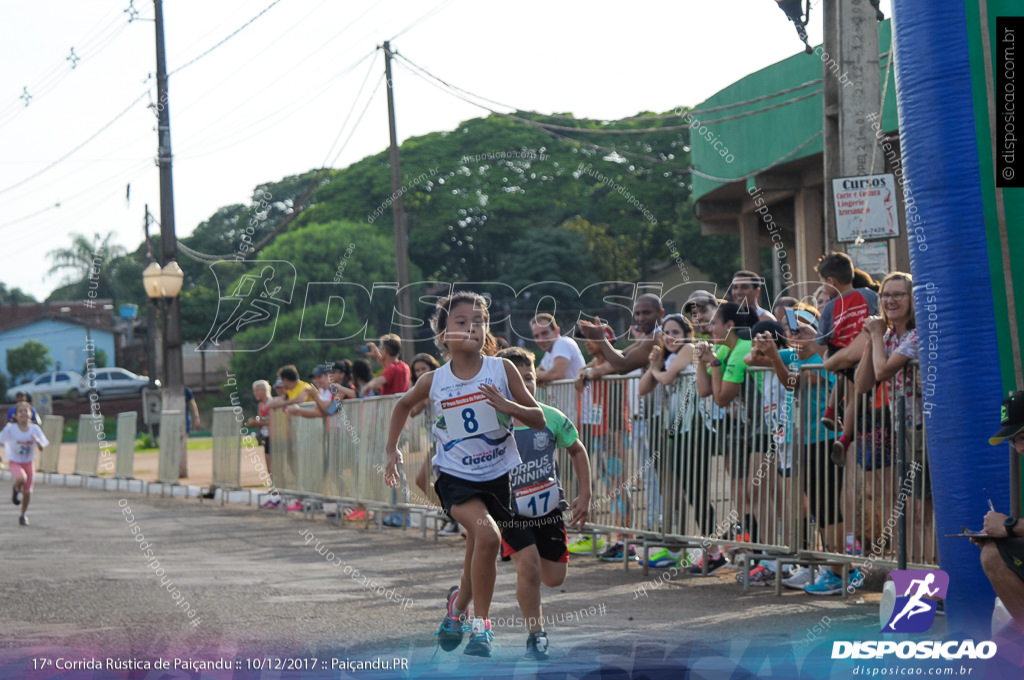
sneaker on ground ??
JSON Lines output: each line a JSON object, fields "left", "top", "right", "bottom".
{"left": 435, "top": 586, "right": 467, "bottom": 651}
{"left": 598, "top": 543, "right": 638, "bottom": 562}
{"left": 805, "top": 569, "right": 843, "bottom": 595}
{"left": 688, "top": 553, "right": 729, "bottom": 575}
{"left": 647, "top": 548, "right": 683, "bottom": 569}
{"left": 526, "top": 630, "right": 549, "bottom": 660}
{"left": 464, "top": 618, "right": 494, "bottom": 657}
{"left": 736, "top": 564, "right": 775, "bottom": 586}
{"left": 286, "top": 500, "right": 304, "bottom": 512}
{"left": 567, "top": 535, "right": 605, "bottom": 554}
{"left": 831, "top": 439, "right": 848, "bottom": 467}
{"left": 782, "top": 565, "right": 816, "bottom": 590}
{"left": 18, "top": 514, "right": 28, "bottom": 526}
{"left": 344, "top": 508, "right": 368, "bottom": 521}
{"left": 438, "top": 520, "right": 461, "bottom": 537}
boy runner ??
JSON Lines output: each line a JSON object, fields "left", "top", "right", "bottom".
{"left": 497, "top": 348, "right": 592, "bottom": 659}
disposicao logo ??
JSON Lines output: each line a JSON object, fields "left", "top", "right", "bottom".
{"left": 882, "top": 569, "right": 949, "bottom": 634}
{"left": 831, "top": 569, "right": 997, "bottom": 660}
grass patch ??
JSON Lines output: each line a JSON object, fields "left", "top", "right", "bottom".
{"left": 133, "top": 437, "right": 213, "bottom": 454}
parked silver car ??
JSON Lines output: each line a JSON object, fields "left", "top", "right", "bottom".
{"left": 5, "top": 371, "right": 86, "bottom": 401}
{"left": 85, "top": 367, "right": 154, "bottom": 397}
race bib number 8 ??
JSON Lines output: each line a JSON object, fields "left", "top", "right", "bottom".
{"left": 515, "top": 479, "right": 559, "bottom": 518}
{"left": 441, "top": 392, "right": 500, "bottom": 439}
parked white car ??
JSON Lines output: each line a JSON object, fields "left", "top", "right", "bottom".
{"left": 5, "top": 371, "right": 86, "bottom": 401}
{"left": 85, "top": 367, "right": 155, "bottom": 397}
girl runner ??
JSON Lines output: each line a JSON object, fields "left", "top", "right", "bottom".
{"left": 384, "top": 291, "right": 545, "bottom": 657}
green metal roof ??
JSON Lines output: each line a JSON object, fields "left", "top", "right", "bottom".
{"left": 690, "top": 20, "right": 898, "bottom": 200}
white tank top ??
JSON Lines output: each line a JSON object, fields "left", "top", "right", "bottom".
{"left": 429, "top": 356, "right": 522, "bottom": 481}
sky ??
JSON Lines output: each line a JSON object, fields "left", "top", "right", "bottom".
{"left": 0, "top": 0, "right": 892, "bottom": 300}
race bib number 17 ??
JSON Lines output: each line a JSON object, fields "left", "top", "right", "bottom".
{"left": 441, "top": 392, "right": 500, "bottom": 439}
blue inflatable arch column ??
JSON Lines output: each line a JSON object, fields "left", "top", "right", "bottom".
{"left": 891, "top": 1, "right": 1006, "bottom": 635}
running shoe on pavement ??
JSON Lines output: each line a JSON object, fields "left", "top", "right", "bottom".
{"left": 647, "top": 548, "right": 684, "bottom": 569}
{"left": 344, "top": 508, "right": 367, "bottom": 521}
{"left": 464, "top": 617, "right": 494, "bottom": 657}
{"left": 688, "top": 552, "right": 728, "bottom": 575}
{"left": 598, "top": 542, "right": 638, "bottom": 562}
{"left": 782, "top": 565, "right": 816, "bottom": 590}
{"left": 435, "top": 586, "right": 467, "bottom": 651}
{"left": 526, "top": 630, "right": 549, "bottom": 660}
{"left": 567, "top": 535, "right": 605, "bottom": 554}
{"left": 807, "top": 567, "right": 864, "bottom": 594}
{"left": 18, "top": 514, "right": 28, "bottom": 526}
{"left": 736, "top": 564, "right": 775, "bottom": 586}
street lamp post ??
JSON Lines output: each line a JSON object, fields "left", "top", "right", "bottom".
{"left": 151, "top": 0, "right": 186, "bottom": 478}
{"left": 143, "top": 260, "right": 186, "bottom": 477}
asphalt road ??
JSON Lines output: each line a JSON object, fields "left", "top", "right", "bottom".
{"left": 0, "top": 479, "right": 992, "bottom": 680}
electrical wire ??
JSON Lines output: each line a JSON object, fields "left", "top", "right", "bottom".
{"left": 394, "top": 54, "right": 827, "bottom": 186}
{"left": 174, "top": 50, "right": 378, "bottom": 160}
{"left": 322, "top": 51, "right": 381, "bottom": 167}
{"left": 398, "top": 53, "right": 823, "bottom": 133}
{"left": 169, "top": 0, "right": 286, "bottom": 76}
{"left": 388, "top": 0, "right": 455, "bottom": 42}
{"left": 328, "top": 73, "right": 385, "bottom": 168}
{"left": 0, "top": 90, "right": 150, "bottom": 196}
{"left": 0, "top": 6, "right": 133, "bottom": 127}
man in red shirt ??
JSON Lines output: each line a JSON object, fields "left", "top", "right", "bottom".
{"left": 362, "top": 333, "right": 411, "bottom": 395}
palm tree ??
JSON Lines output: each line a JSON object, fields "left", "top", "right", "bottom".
{"left": 47, "top": 232, "right": 127, "bottom": 298}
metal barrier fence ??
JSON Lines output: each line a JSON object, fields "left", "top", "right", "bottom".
{"left": 115, "top": 412, "right": 137, "bottom": 479}
{"left": 211, "top": 407, "right": 242, "bottom": 489}
{"left": 211, "top": 361, "right": 934, "bottom": 574}
{"left": 37, "top": 415, "right": 64, "bottom": 473}
{"left": 74, "top": 414, "right": 103, "bottom": 476}
{"left": 157, "top": 410, "right": 183, "bottom": 485}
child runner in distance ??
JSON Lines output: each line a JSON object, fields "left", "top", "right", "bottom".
{"left": 497, "top": 347, "right": 592, "bottom": 659}
{"left": 1, "top": 402, "right": 49, "bottom": 526}
{"left": 384, "top": 292, "right": 546, "bottom": 657}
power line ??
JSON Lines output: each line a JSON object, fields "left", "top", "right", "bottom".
{"left": 323, "top": 51, "right": 382, "bottom": 167}
{"left": 0, "top": 5, "right": 134, "bottom": 127}
{"left": 0, "top": 90, "right": 150, "bottom": 196}
{"left": 0, "top": 202, "right": 62, "bottom": 231}
{"left": 169, "top": 0, "right": 286, "bottom": 76}
{"left": 397, "top": 53, "right": 823, "bottom": 134}
{"left": 174, "top": 50, "right": 378, "bottom": 160}
{"left": 328, "top": 73, "right": 386, "bottom": 168}
{"left": 389, "top": 0, "right": 456, "bottom": 42}
{"left": 394, "top": 53, "right": 826, "bottom": 186}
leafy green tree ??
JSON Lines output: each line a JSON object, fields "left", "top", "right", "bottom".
{"left": 6, "top": 340, "right": 51, "bottom": 383}
{"left": 226, "top": 219, "right": 423, "bottom": 390}
{"left": 46, "top": 232, "right": 127, "bottom": 301}
{"left": 0, "top": 283, "right": 36, "bottom": 304}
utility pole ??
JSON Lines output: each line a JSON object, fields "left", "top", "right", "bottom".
{"left": 821, "top": 2, "right": 883, "bottom": 253}
{"left": 154, "top": 0, "right": 187, "bottom": 477}
{"left": 144, "top": 204, "right": 159, "bottom": 388}
{"left": 382, "top": 41, "right": 415, "bottom": 358}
